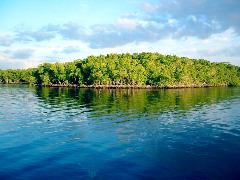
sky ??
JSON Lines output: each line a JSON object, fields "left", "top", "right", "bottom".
{"left": 0, "top": 0, "right": 240, "bottom": 69}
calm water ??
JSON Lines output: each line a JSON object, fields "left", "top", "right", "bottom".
{"left": 0, "top": 85, "right": 240, "bottom": 179}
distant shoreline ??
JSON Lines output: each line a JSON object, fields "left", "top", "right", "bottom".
{"left": 1, "top": 53, "right": 239, "bottom": 87}
{"left": 0, "top": 83, "right": 229, "bottom": 89}
{"left": 58, "top": 84, "right": 228, "bottom": 89}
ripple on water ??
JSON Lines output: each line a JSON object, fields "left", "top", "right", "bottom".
{"left": 1, "top": 85, "right": 240, "bottom": 179}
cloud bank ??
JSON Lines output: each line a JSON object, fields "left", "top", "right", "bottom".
{"left": 0, "top": 0, "right": 239, "bottom": 68}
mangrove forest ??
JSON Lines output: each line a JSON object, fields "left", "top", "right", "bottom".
{"left": 0, "top": 52, "right": 240, "bottom": 88}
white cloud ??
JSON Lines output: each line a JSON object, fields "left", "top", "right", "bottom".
{"left": 167, "top": 18, "right": 178, "bottom": 27}
{"left": 91, "top": 28, "right": 238, "bottom": 65}
{"left": 116, "top": 18, "right": 138, "bottom": 30}
{"left": 85, "top": 28, "right": 240, "bottom": 66}
{"left": 0, "top": 34, "right": 14, "bottom": 46}
{"left": 1, "top": 27, "right": 239, "bottom": 69}
{"left": 142, "top": 2, "right": 159, "bottom": 12}
{"left": 187, "top": 15, "right": 197, "bottom": 22}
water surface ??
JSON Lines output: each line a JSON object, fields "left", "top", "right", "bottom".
{"left": 0, "top": 85, "right": 240, "bottom": 179}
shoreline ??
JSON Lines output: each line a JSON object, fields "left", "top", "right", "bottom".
{"left": 0, "top": 83, "right": 229, "bottom": 89}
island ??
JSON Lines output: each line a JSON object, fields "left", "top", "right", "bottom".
{"left": 0, "top": 52, "right": 239, "bottom": 88}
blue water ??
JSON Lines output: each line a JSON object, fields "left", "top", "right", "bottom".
{"left": 0, "top": 85, "right": 240, "bottom": 179}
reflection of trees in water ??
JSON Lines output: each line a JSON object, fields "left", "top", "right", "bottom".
{"left": 33, "top": 86, "right": 240, "bottom": 161}
{"left": 35, "top": 87, "right": 239, "bottom": 116}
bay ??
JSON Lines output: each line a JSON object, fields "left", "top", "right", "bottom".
{"left": 0, "top": 85, "right": 240, "bottom": 179}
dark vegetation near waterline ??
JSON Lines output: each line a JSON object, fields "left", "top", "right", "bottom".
{"left": 0, "top": 52, "right": 240, "bottom": 88}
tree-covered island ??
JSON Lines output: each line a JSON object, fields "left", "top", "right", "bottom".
{"left": 0, "top": 52, "right": 240, "bottom": 88}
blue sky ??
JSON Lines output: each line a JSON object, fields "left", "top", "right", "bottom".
{"left": 0, "top": 0, "right": 240, "bottom": 69}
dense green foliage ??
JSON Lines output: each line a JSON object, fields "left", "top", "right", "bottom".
{"left": 1, "top": 52, "right": 240, "bottom": 87}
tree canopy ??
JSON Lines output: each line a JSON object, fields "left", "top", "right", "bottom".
{"left": 0, "top": 52, "right": 240, "bottom": 87}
